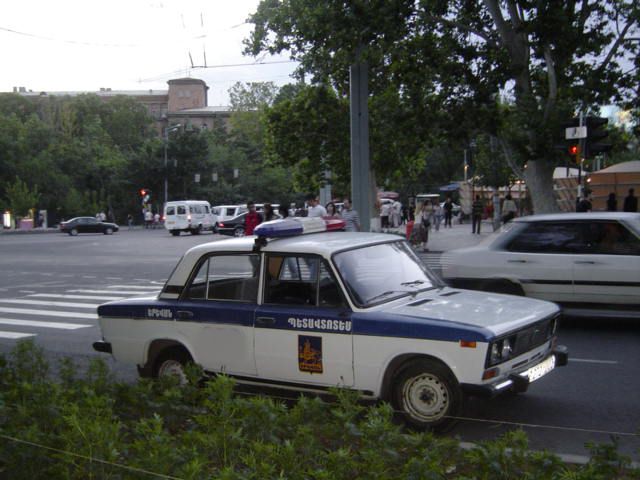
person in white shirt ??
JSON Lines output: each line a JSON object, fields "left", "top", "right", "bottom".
{"left": 306, "top": 195, "right": 327, "bottom": 218}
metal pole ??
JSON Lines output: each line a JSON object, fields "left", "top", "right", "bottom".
{"left": 163, "top": 133, "right": 168, "bottom": 206}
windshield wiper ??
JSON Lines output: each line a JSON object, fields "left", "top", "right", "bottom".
{"left": 401, "top": 279, "right": 425, "bottom": 287}
{"left": 365, "top": 290, "right": 411, "bottom": 304}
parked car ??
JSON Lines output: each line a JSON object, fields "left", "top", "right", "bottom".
{"left": 217, "top": 212, "right": 249, "bottom": 237}
{"left": 94, "top": 217, "right": 567, "bottom": 431}
{"left": 59, "top": 217, "right": 119, "bottom": 236}
{"left": 212, "top": 205, "right": 247, "bottom": 228}
{"left": 164, "top": 200, "right": 215, "bottom": 236}
{"left": 441, "top": 212, "right": 640, "bottom": 318}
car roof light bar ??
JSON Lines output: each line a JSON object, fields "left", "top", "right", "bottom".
{"left": 254, "top": 217, "right": 346, "bottom": 239}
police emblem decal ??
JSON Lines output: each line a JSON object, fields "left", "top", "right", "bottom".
{"left": 298, "top": 335, "right": 323, "bottom": 374}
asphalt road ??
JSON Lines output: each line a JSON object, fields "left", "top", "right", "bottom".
{"left": 0, "top": 228, "right": 638, "bottom": 462}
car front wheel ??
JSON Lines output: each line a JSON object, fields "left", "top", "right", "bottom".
{"left": 153, "top": 348, "right": 193, "bottom": 385}
{"left": 233, "top": 226, "right": 245, "bottom": 237}
{"left": 392, "top": 359, "right": 461, "bottom": 432}
{"left": 69, "top": 228, "right": 78, "bottom": 236}
{"left": 104, "top": 227, "right": 113, "bottom": 235}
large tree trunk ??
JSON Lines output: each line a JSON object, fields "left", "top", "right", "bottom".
{"left": 523, "top": 160, "right": 559, "bottom": 214}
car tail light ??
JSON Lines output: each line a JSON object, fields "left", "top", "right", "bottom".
{"left": 218, "top": 222, "right": 225, "bottom": 227}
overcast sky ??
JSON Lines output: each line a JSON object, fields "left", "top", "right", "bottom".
{"left": 1, "top": 0, "right": 297, "bottom": 105}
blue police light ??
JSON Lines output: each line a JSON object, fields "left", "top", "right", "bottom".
{"left": 254, "top": 217, "right": 346, "bottom": 238}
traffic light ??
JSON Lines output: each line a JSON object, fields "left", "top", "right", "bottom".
{"left": 568, "top": 144, "right": 580, "bottom": 165}
{"left": 584, "top": 116, "right": 612, "bottom": 157}
{"left": 139, "top": 188, "right": 151, "bottom": 204}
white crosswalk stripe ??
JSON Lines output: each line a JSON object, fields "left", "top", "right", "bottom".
{"left": 0, "top": 282, "right": 157, "bottom": 341}
{"left": 0, "top": 299, "right": 99, "bottom": 309}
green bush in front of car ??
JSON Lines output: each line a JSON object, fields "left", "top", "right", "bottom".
{"left": 0, "top": 340, "right": 637, "bottom": 479}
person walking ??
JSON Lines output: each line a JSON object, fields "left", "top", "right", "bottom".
{"left": 325, "top": 201, "right": 341, "bottom": 219}
{"left": 471, "top": 195, "right": 484, "bottom": 234}
{"left": 501, "top": 194, "right": 518, "bottom": 224}
{"left": 433, "top": 201, "right": 443, "bottom": 231}
{"left": 606, "top": 192, "right": 617, "bottom": 211}
{"left": 443, "top": 197, "right": 454, "bottom": 228}
{"left": 576, "top": 193, "right": 592, "bottom": 212}
{"left": 623, "top": 188, "right": 638, "bottom": 212}
{"left": 306, "top": 195, "right": 327, "bottom": 217}
{"left": 411, "top": 202, "right": 433, "bottom": 252}
{"left": 341, "top": 198, "right": 360, "bottom": 232}
{"left": 263, "top": 203, "right": 276, "bottom": 222}
{"left": 244, "top": 201, "right": 262, "bottom": 236}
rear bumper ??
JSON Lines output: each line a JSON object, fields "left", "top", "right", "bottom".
{"left": 461, "top": 345, "right": 568, "bottom": 398}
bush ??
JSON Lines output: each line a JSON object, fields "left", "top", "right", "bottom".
{"left": 0, "top": 340, "right": 638, "bottom": 479}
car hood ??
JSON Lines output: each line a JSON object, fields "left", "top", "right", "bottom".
{"left": 382, "top": 287, "right": 559, "bottom": 337}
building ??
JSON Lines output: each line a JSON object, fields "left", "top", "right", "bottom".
{"left": 9, "top": 77, "right": 231, "bottom": 135}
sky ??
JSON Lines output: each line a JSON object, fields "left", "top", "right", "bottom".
{"left": 1, "top": 0, "right": 298, "bottom": 105}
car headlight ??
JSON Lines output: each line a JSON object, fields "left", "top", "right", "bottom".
{"left": 488, "top": 336, "right": 517, "bottom": 367}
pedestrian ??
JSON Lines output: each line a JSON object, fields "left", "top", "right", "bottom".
{"left": 443, "top": 197, "right": 454, "bottom": 228}
{"left": 306, "top": 195, "right": 327, "bottom": 218}
{"left": 325, "top": 201, "right": 341, "bottom": 219}
{"left": 144, "top": 209, "right": 153, "bottom": 229}
{"left": 278, "top": 204, "right": 289, "bottom": 218}
{"left": 392, "top": 200, "right": 402, "bottom": 228}
{"left": 433, "top": 201, "right": 443, "bottom": 231}
{"left": 153, "top": 212, "right": 160, "bottom": 229}
{"left": 341, "top": 198, "right": 360, "bottom": 232}
{"left": 471, "top": 195, "right": 484, "bottom": 234}
{"left": 501, "top": 194, "right": 518, "bottom": 224}
{"left": 606, "top": 192, "right": 617, "bottom": 212}
{"left": 127, "top": 214, "right": 133, "bottom": 230}
{"left": 623, "top": 188, "right": 638, "bottom": 212}
{"left": 380, "top": 201, "right": 391, "bottom": 231}
{"left": 576, "top": 193, "right": 592, "bottom": 212}
{"left": 244, "top": 201, "right": 262, "bottom": 235}
{"left": 263, "top": 203, "right": 276, "bottom": 222}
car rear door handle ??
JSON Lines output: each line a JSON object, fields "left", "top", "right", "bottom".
{"left": 176, "top": 310, "right": 194, "bottom": 319}
{"left": 256, "top": 316, "right": 276, "bottom": 326}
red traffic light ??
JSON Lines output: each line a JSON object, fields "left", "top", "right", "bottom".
{"left": 568, "top": 145, "right": 579, "bottom": 156}
{"left": 140, "top": 189, "right": 147, "bottom": 196}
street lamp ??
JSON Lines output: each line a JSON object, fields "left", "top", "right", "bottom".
{"left": 163, "top": 124, "right": 181, "bottom": 206}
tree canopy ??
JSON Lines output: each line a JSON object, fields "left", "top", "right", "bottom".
{"left": 245, "top": 0, "right": 640, "bottom": 212}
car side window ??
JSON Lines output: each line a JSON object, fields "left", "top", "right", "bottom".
{"left": 184, "top": 254, "right": 259, "bottom": 302}
{"left": 506, "top": 222, "right": 586, "bottom": 254}
{"left": 590, "top": 222, "right": 640, "bottom": 256}
{"left": 177, "top": 206, "right": 186, "bottom": 215}
{"left": 263, "top": 254, "right": 340, "bottom": 307}
{"left": 166, "top": 206, "right": 176, "bottom": 215}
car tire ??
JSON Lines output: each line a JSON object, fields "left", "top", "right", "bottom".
{"left": 70, "top": 228, "right": 78, "bottom": 236}
{"left": 392, "top": 359, "right": 461, "bottom": 432}
{"left": 104, "top": 227, "right": 113, "bottom": 235}
{"left": 233, "top": 226, "right": 245, "bottom": 237}
{"left": 153, "top": 348, "right": 193, "bottom": 385}
{"left": 170, "top": 230, "right": 180, "bottom": 236}
{"left": 191, "top": 225, "right": 202, "bottom": 235}
{"left": 213, "top": 223, "right": 218, "bottom": 234}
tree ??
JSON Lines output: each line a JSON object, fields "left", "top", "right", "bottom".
{"left": 4, "top": 177, "right": 40, "bottom": 218}
{"left": 245, "top": 0, "right": 640, "bottom": 213}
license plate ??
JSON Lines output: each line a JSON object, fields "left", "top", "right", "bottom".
{"left": 521, "top": 355, "right": 555, "bottom": 383}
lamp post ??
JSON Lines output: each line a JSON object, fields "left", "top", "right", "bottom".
{"left": 163, "top": 124, "right": 181, "bottom": 206}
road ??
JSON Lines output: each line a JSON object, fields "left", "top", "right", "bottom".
{"left": 0, "top": 228, "right": 638, "bottom": 461}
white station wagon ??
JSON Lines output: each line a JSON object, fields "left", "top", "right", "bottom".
{"left": 94, "top": 217, "right": 568, "bottom": 430}
{"left": 442, "top": 212, "right": 640, "bottom": 319}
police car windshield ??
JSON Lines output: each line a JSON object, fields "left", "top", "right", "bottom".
{"left": 333, "top": 241, "right": 442, "bottom": 308}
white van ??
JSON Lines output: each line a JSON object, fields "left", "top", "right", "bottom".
{"left": 164, "top": 200, "right": 215, "bottom": 236}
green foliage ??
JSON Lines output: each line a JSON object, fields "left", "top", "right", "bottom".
{"left": 3, "top": 177, "right": 40, "bottom": 217}
{"left": 1, "top": 340, "right": 639, "bottom": 479}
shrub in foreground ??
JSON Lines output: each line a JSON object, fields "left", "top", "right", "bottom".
{"left": 0, "top": 341, "right": 637, "bottom": 479}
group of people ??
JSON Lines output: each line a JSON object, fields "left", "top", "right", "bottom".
{"left": 605, "top": 188, "right": 638, "bottom": 213}
{"left": 409, "top": 197, "right": 457, "bottom": 251}
{"left": 243, "top": 195, "right": 362, "bottom": 236}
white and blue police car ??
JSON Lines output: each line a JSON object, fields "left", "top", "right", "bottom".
{"left": 94, "top": 217, "right": 568, "bottom": 430}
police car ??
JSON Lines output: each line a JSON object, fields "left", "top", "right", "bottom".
{"left": 94, "top": 217, "right": 568, "bottom": 430}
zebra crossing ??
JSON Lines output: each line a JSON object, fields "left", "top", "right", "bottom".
{"left": 0, "top": 283, "right": 162, "bottom": 341}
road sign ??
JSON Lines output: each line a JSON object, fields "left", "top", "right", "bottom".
{"left": 565, "top": 126, "right": 587, "bottom": 139}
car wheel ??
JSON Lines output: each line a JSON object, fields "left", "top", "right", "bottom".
{"left": 233, "top": 226, "right": 245, "bottom": 237}
{"left": 191, "top": 225, "right": 202, "bottom": 235}
{"left": 170, "top": 230, "right": 180, "bottom": 236}
{"left": 104, "top": 227, "right": 113, "bottom": 235}
{"left": 392, "top": 359, "right": 461, "bottom": 432}
{"left": 213, "top": 223, "right": 218, "bottom": 234}
{"left": 153, "top": 348, "right": 193, "bottom": 385}
{"left": 70, "top": 228, "right": 78, "bottom": 236}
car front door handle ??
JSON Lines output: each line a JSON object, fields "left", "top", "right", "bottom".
{"left": 256, "top": 316, "right": 276, "bottom": 326}
{"left": 176, "top": 310, "right": 194, "bottom": 319}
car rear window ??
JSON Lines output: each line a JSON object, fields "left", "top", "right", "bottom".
{"left": 166, "top": 206, "right": 175, "bottom": 215}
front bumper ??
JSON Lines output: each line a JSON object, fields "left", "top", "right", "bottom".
{"left": 461, "top": 345, "right": 568, "bottom": 398}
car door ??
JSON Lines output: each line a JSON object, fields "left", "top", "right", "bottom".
{"left": 254, "top": 253, "right": 354, "bottom": 387}
{"left": 500, "top": 221, "right": 579, "bottom": 303}
{"left": 178, "top": 253, "right": 259, "bottom": 376}
{"left": 571, "top": 220, "right": 640, "bottom": 305}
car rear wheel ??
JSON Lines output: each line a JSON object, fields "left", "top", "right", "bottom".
{"left": 69, "top": 228, "right": 78, "bottom": 236}
{"left": 233, "top": 226, "right": 245, "bottom": 237}
{"left": 191, "top": 225, "right": 202, "bottom": 235}
{"left": 153, "top": 348, "right": 193, "bottom": 385}
{"left": 104, "top": 227, "right": 113, "bottom": 235}
{"left": 392, "top": 359, "right": 461, "bottom": 432}
{"left": 170, "top": 230, "right": 180, "bottom": 236}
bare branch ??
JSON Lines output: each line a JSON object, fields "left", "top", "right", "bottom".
{"left": 599, "top": 19, "right": 637, "bottom": 72}
{"left": 498, "top": 136, "right": 524, "bottom": 179}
